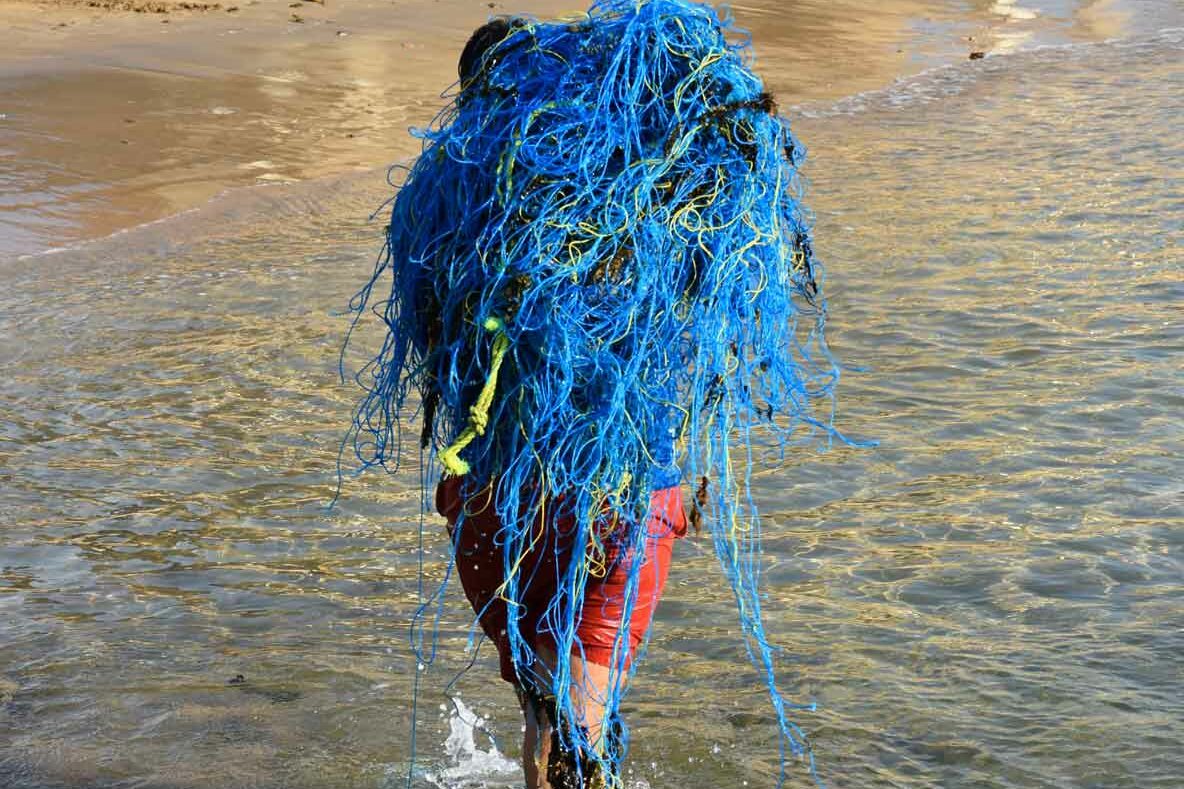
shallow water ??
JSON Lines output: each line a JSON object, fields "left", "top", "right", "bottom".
{"left": 2, "top": 5, "right": 1182, "bottom": 789}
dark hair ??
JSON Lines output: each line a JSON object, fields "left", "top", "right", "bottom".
{"left": 458, "top": 18, "right": 522, "bottom": 85}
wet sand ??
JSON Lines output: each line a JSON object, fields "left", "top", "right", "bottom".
{"left": 0, "top": 0, "right": 1133, "bottom": 256}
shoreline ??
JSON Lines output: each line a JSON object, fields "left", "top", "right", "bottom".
{"left": 0, "top": 0, "right": 1137, "bottom": 258}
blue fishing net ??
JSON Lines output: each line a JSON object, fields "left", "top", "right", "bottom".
{"left": 343, "top": 0, "right": 841, "bottom": 784}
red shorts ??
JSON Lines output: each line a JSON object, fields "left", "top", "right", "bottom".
{"left": 436, "top": 478, "right": 686, "bottom": 684}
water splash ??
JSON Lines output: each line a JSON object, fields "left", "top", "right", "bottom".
{"left": 422, "top": 699, "right": 519, "bottom": 789}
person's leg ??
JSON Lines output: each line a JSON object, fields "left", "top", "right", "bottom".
{"left": 513, "top": 646, "right": 611, "bottom": 789}
{"left": 536, "top": 645, "right": 611, "bottom": 748}
{"left": 517, "top": 685, "right": 554, "bottom": 789}
{"left": 532, "top": 489, "right": 685, "bottom": 785}
{"left": 440, "top": 479, "right": 556, "bottom": 784}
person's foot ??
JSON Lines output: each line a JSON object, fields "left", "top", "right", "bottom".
{"left": 546, "top": 729, "right": 606, "bottom": 789}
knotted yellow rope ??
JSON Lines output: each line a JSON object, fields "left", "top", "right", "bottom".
{"left": 439, "top": 317, "right": 510, "bottom": 476}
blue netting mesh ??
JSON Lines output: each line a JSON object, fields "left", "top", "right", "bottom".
{"left": 343, "top": 1, "right": 843, "bottom": 784}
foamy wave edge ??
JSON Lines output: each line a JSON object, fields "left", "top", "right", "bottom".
{"left": 792, "top": 26, "right": 1183, "bottom": 119}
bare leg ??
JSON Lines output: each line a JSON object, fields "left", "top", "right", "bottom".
{"left": 517, "top": 646, "right": 616, "bottom": 788}
{"left": 517, "top": 686, "right": 554, "bottom": 789}
{"left": 537, "top": 645, "right": 611, "bottom": 748}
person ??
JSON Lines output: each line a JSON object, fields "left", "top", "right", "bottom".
{"left": 438, "top": 22, "right": 689, "bottom": 788}
{"left": 344, "top": 2, "right": 833, "bottom": 786}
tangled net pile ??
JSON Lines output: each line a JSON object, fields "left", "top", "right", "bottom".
{"left": 344, "top": 0, "right": 841, "bottom": 784}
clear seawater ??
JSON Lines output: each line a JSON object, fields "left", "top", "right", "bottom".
{"left": 1, "top": 6, "right": 1181, "bottom": 789}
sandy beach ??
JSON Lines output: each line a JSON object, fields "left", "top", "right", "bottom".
{"left": 1, "top": 0, "right": 1132, "bottom": 257}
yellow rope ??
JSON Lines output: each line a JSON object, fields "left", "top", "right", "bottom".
{"left": 439, "top": 317, "right": 510, "bottom": 476}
